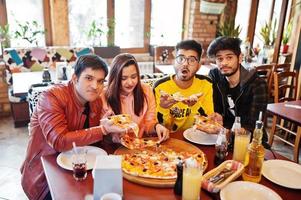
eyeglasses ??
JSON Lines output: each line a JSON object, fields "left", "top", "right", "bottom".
{"left": 175, "top": 55, "right": 199, "bottom": 65}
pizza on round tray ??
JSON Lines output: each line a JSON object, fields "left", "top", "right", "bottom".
{"left": 121, "top": 147, "right": 207, "bottom": 179}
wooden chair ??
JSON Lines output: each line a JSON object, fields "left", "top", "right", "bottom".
{"left": 255, "top": 64, "right": 274, "bottom": 99}
{"left": 255, "top": 64, "right": 274, "bottom": 127}
{"left": 268, "top": 70, "right": 300, "bottom": 162}
{"left": 269, "top": 63, "right": 291, "bottom": 101}
{"left": 274, "top": 63, "right": 291, "bottom": 73}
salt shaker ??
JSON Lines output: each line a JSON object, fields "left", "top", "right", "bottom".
{"left": 42, "top": 67, "right": 51, "bottom": 82}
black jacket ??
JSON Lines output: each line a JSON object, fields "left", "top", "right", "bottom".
{"left": 209, "top": 65, "right": 269, "bottom": 146}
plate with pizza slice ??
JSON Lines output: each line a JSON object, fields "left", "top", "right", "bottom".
{"left": 193, "top": 115, "right": 223, "bottom": 134}
{"left": 183, "top": 127, "right": 218, "bottom": 145}
{"left": 114, "top": 138, "right": 208, "bottom": 188}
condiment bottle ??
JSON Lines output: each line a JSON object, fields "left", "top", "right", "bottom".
{"left": 42, "top": 67, "right": 51, "bottom": 82}
{"left": 214, "top": 128, "right": 228, "bottom": 165}
{"left": 173, "top": 161, "right": 183, "bottom": 196}
{"left": 242, "top": 112, "right": 265, "bottom": 182}
{"left": 229, "top": 116, "right": 241, "bottom": 152}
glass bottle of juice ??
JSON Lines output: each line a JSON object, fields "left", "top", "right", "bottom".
{"left": 229, "top": 116, "right": 241, "bottom": 152}
{"left": 242, "top": 112, "right": 265, "bottom": 183}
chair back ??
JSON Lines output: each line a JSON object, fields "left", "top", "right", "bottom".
{"left": 273, "top": 70, "right": 299, "bottom": 103}
{"left": 154, "top": 46, "right": 175, "bottom": 65}
{"left": 255, "top": 64, "right": 274, "bottom": 96}
{"left": 274, "top": 63, "right": 291, "bottom": 73}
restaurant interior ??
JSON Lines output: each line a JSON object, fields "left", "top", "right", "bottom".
{"left": 0, "top": 0, "right": 301, "bottom": 200}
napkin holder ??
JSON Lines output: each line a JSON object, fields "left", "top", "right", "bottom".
{"left": 93, "top": 155, "right": 123, "bottom": 200}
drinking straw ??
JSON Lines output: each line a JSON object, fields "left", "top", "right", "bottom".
{"left": 72, "top": 142, "right": 78, "bottom": 154}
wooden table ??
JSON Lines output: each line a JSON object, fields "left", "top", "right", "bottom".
{"left": 267, "top": 100, "right": 301, "bottom": 162}
{"left": 41, "top": 132, "right": 300, "bottom": 200}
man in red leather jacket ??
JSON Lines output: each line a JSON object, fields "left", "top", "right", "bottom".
{"left": 20, "top": 55, "right": 127, "bottom": 200}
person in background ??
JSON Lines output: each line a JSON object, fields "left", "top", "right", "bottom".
{"left": 153, "top": 39, "right": 221, "bottom": 132}
{"left": 207, "top": 36, "right": 269, "bottom": 146}
{"left": 100, "top": 53, "right": 169, "bottom": 142}
{"left": 21, "top": 55, "right": 127, "bottom": 200}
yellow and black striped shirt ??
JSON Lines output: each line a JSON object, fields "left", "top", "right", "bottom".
{"left": 153, "top": 74, "right": 214, "bottom": 132}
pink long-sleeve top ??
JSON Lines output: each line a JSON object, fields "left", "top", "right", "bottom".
{"left": 101, "top": 83, "right": 158, "bottom": 137}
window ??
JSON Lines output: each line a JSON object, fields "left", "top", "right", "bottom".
{"left": 253, "top": 0, "right": 273, "bottom": 47}
{"left": 115, "top": 0, "right": 145, "bottom": 48}
{"left": 150, "top": 0, "right": 184, "bottom": 45}
{"left": 6, "top": 0, "right": 45, "bottom": 47}
{"left": 68, "top": 0, "right": 107, "bottom": 47}
{"left": 235, "top": 0, "right": 252, "bottom": 41}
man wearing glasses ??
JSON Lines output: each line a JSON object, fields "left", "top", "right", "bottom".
{"left": 153, "top": 40, "right": 215, "bottom": 132}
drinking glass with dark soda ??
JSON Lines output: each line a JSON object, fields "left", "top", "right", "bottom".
{"left": 72, "top": 148, "right": 87, "bottom": 181}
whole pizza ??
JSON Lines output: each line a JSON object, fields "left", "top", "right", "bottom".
{"left": 121, "top": 147, "right": 207, "bottom": 179}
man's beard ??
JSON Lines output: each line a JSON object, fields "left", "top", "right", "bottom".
{"left": 223, "top": 64, "right": 240, "bottom": 77}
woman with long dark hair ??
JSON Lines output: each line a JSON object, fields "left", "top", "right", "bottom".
{"left": 101, "top": 53, "right": 169, "bottom": 141}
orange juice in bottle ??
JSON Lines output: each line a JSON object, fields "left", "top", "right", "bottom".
{"left": 242, "top": 112, "right": 265, "bottom": 182}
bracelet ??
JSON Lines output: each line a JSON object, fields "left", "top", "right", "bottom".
{"left": 100, "top": 125, "right": 108, "bottom": 135}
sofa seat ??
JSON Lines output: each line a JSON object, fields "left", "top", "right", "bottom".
{"left": 3, "top": 46, "right": 92, "bottom": 127}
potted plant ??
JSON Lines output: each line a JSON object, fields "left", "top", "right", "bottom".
{"left": 259, "top": 20, "right": 277, "bottom": 47}
{"left": 87, "top": 18, "right": 120, "bottom": 58}
{"left": 87, "top": 20, "right": 105, "bottom": 46}
{"left": 217, "top": 18, "right": 242, "bottom": 37}
{"left": 259, "top": 19, "right": 277, "bottom": 63}
{"left": 0, "top": 24, "right": 11, "bottom": 49}
{"left": 281, "top": 20, "right": 292, "bottom": 54}
{"left": 14, "top": 20, "right": 45, "bottom": 46}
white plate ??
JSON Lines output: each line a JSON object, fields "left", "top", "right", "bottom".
{"left": 56, "top": 146, "right": 107, "bottom": 170}
{"left": 183, "top": 128, "right": 217, "bottom": 145}
{"left": 220, "top": 181, "right": 282, "bottom": 200}
{"left": 262, "top": 159, "right": 301, "bottom": 189}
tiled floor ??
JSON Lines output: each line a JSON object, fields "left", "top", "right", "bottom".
{"left": 0, "top": 117, "right": 28, "bottom": 200}
{"left": 0, "top": 116, "right": 300, "bottom": 200}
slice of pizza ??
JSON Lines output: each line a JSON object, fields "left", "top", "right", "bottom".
{"left": 120, "top": 135, "right": 159, "bottom": 150}
{"left": 160, "top": 89, "right": 203, "bottom": 102}
{"left": 193, "top": 115, "right": 222, "bottom": 134}
{"left": 108, "top": 114, "right": 139, "bottom": 137}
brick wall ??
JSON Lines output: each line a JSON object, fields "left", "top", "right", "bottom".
{"left": 187, "top": 0, "right": 226, "bottom": 51}
{"left": 0, "top": 64, "right": 10, "bottom": 117}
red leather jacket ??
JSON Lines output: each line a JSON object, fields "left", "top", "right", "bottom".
{"left": 20, "top": 82, "right": 105, "bottom": 200}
